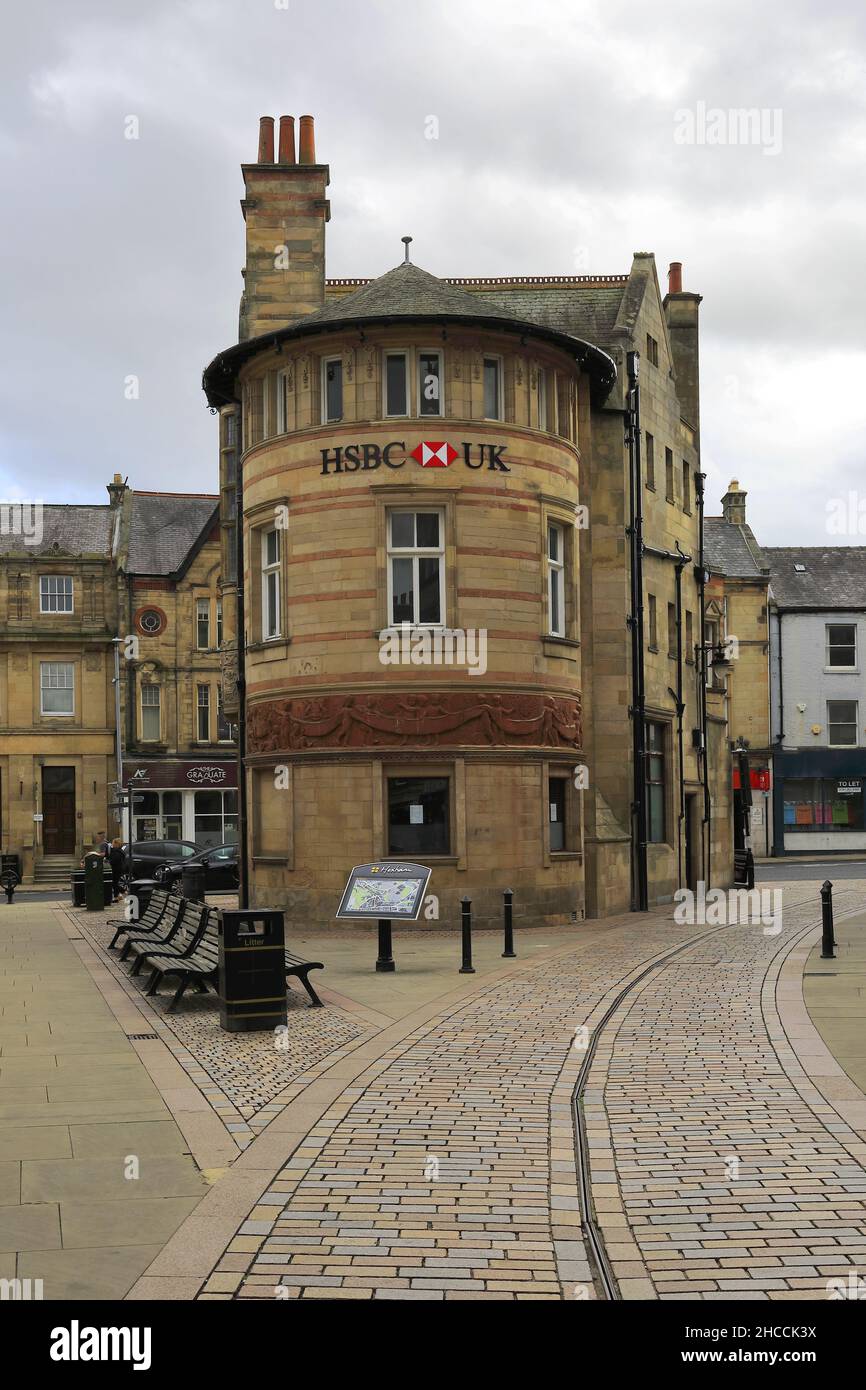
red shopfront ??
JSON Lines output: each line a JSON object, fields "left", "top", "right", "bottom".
{"left": 122, "top": 760, "right": 238, "bottom": 848}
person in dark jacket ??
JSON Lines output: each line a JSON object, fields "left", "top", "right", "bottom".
{"left": 108, "top": 838, "right": 125, "bottom": 902}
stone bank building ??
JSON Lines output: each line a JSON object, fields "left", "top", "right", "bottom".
{"left": 203, "top": 114, "right": 734, "bottom": 928}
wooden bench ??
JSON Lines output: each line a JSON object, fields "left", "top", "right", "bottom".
{"left": 143, "top": 913, "right": 221, "bottom": 1012}
{"left": 142, "top": 915, "right": 326, "bottom": 1014}
{"left": 285, "top": 950, "right": 324, "bottom": 1008}
{"left": 118, "top": 895, "right": 187, "bottom": 962}
{"left": 124, "top": 900, "right": 206, "bottom": 975}
{"left": 107, "top": 888, "right": 171, "bottom": 950}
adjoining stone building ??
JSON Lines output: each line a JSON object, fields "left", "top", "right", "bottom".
{"left": 0, "top": 481, "right": 236, "bottom": 882}
{"left": 204, "top": 115, "right": 734, "bottom": 928}
{"left": 0, "top": 502, "right": 119, "bottom": 883}
{"left": 704, "top": 481, "right": 773, "bottom": 857}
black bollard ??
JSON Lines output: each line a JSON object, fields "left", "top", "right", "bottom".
{"left": 502, "top": 888, "right": 516, "bottom": 958}
{"left": 459, "top": 897, "right": 475, "bottom": 974}
{"left": 820, "top": 880, "right": 835, "bottom": 959}
{"left": 376, "top": 918, "right": 395, "bottom": 973}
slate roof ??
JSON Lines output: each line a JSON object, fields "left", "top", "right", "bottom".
{"left": 126, "top": 493, "right": 218, "bottom": 576}
{"left": 0, "top": 504, "right": 114, "bottom": 557}
{"left": 764, "top": 547, "right": 866, "bottom": 609}
{"left": 704, "top": 517, "right": 768, "bottom": 578}
{"left": 453, "top": 280, "right": 629, "bottom": 350}
{"left": 203, "top": 261, "right": 618, "bottom": 407}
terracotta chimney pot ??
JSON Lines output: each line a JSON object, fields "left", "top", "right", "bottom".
{"left": 668, "top": 261, "right": 683, "bottom": 294}
{"left": 257, "top": 116, "right": 275, "bottom": 163}
{"left": 298, "top": 115, "right": 316, "bottom": 164}
{"left": 278, "top": 115, "right": 296, "bottom": 164}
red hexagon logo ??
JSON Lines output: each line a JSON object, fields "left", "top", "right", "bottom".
{"left": 410, "top": 441, "right": 458, "bottom": 468}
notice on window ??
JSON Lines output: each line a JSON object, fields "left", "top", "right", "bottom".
{"left": 409, "top": 804, "right": 424, "bottom": 825}
{"left": 550, "top": 804, "right": 558, "bottom": 821}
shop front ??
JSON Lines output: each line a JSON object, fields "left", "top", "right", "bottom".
{"left": 772, "top": 750, "right": 866, "bottom": 854}
{"left": 123, "top": 759, "right": 238, "bottom": 849}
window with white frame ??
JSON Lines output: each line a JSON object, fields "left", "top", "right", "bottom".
{"left": 384, "top": 352, "right": 408, "bottom": 417}
{"left": 40, "top": 661, "right": 74, "bottom": 715}
{"left": 322, "top": 357, "right": 343, "bottom": 422}
{"left": 216, "top": 599, "right": 223, "bottom": 648}
{"left": 828, "top": 700, "right": 858, "bottom": 747}
{"left": 40, "top": 575, "right": 73, "bottom": 613}
{"left": 483, "top": 357, "right": 502, "bottom": 420}
{"left": 140, "top": 682, "right": 161, "bottom": 741}
{"left": 197, "top": 684, "right": 211, "bottom": 742}
{"left": 262, "top": 374, "right": 271, "bottom": 438}
{"left": 418, "top": 351, "right": 442, "bottom": 417}
{"left": 547, "top": 522, "right": 566, "bottom": 637}
{"left": 826, "top": 624, "right": 857, "bottom": 669}
{"left": 387, "top": 510, "right": 444, "bottom": 626}
{"left": 261, "top": 528, "right": 281, "bottom": 639}
{"left": 196, "top": 598, "right": 210, "bottom": 650}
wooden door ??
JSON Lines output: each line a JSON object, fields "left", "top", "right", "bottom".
{"left": 42, "top": 767, "right": 76, "bottom": 855}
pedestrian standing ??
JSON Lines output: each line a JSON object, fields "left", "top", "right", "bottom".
{"left": 108, "top": 838, "right": 125, "bottom": 902}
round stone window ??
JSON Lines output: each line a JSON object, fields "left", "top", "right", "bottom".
{"left": 135, "top": 607, "right": 167, "bottom": 637}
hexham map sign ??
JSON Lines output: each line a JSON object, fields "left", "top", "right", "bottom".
{"left": 336, "top": 861, "right": 432, "bottom": 920}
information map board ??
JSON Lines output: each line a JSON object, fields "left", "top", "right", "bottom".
{"left": 336, "top": 861, "right": 432, "bottom": 921}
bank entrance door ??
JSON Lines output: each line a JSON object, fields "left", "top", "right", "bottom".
{"left": 42, "top": 767, "right": 76, "bottom": 854}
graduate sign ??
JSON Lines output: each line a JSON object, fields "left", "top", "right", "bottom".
{"left": 336, "top": 861, "right": 431, "bottom": 920}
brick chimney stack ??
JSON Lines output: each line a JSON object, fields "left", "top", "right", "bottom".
{"left": 239, "top": 114, "right": 330, "bottom": 341}
{"left": 721, "top": 479, "right": 747, "bottom": 526}
{"left": 106, "top": 473, "right": 127, "bottom": 507}
{"left": 663, "top": 259, "right": 702, "bottom": 450}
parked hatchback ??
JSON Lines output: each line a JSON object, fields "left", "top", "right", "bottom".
{"left": 154, "top": 843, "right": 239, "bottom": 892}
{"left": 124, "top": 839, "right": 199, "bottom": 880}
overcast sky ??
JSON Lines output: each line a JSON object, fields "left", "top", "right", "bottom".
{"left": 2, "top": 0, "right": 864, "bottom": 545}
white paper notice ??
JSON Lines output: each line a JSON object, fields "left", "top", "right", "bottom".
{"left": 409, "top": 804, "right": 424, "bottom": 824}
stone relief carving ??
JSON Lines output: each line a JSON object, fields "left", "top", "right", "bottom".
{"left": 247, "top": 691, "right": 582, "bottom": 754}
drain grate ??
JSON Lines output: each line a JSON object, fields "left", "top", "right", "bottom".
{"left": 127, "top": 1032, "right": 159, "bottom": 1041}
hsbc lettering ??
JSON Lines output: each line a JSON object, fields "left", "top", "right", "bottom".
{"left": 320, "top": 441, "right": 510, "bottom": 475}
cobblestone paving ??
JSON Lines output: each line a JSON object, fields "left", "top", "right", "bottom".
{"left": 200, "top": 915, "right": 751, "bottom": 1300}
{"left": 193, "top": 881, "right": 866, "bottom": 1301}
{"left": 74, "top": 912, "right": 370, "bottom": 1145}
{"left": 593, "top": 882, "right": 866, "bottom": 1300}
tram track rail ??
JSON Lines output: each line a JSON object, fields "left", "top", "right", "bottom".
{"left": 570, "top": 883, "right": 864, "bottom": 1301}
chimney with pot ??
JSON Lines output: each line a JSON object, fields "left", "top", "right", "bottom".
{"left": 663, "top": 259, "right": 702, "bottom": 449}
{"left": 721, "top": 480, "right": 747, "bottom": 526}
{"left": 239, "top": 113, "right": 330, "bottom": 341}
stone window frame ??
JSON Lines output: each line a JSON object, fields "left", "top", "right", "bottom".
{"left": 371, "top": 486, "right": 459, "bottom": 637}
{"left": 543, "top": 760, "right": 583, "bottom": 865}
{"left": 245, "top": 498, "right": 290, "bottom": 655}
{"left": 139, "top": 680, "right": 162, "bottom": 743}
{"left": 320, "top": 354, "right": 344, "bottom": 424}
{"left": 539, "top": 496, "right": 580, "bottom": 649}
{"left": 645, "top": 713, "right": 673, "bottom": 847}
{"left": 39, "top": 574, "right": 74, "bottom": 615}
{"left": 39, "top": 658, "right": 76, "bottom": 718}
{"left": 250, "top": 762, "right": 293, "bottom": 866}
{"left": 373, "top": 758, "right": 465, "bottom": 866}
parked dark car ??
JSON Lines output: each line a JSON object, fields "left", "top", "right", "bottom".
{"left": 154, "top": 843, "right": 240, "bottom": 892}
{"left": 124, "top": 839, "right": 199, "bottom": 881}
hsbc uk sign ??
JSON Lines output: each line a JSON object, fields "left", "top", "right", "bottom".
{"left": 320, "top": 440, "right": 510, "bottom": 475}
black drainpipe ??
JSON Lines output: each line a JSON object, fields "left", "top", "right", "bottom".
{"left": 775, "top": 610, "right": 784, "bottom": 746}
{"left": 625, "top": 351, "right": 648, "bottom": 912}
{"left": 696, "top": 471, "right": 711, "bottom": 889}
{"left": 644, "top": 541, "right": 692, "bottom": 892}
{"left": 234, "top": 404, "right": 249, "bottom": 909}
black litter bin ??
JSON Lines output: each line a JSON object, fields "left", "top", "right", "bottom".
{"left": 182, "top": 862, "right": 207, "bottom": 902}
{"left": 127, "top": 879, "right": 159, "bottom": 921}
{"left": 71, "top": 866, "right": 113, "bottom": 908}
{"left": 218, "top": 909, "right": 287, "bottom": 1033}
{"left": 1, "top": 854, "right": 21, "bottom": 880}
